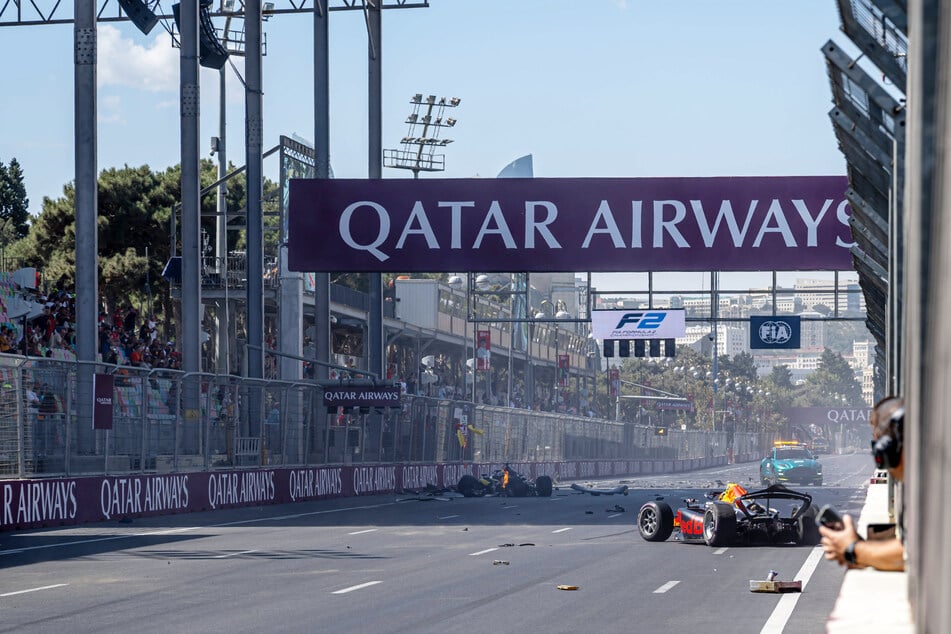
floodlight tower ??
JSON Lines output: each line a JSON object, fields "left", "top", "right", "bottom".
{"left": 384, "top": 94, "right": 460, "bottom": 178}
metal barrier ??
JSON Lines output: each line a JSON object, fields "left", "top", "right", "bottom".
{"left": 0, "top": 353, "right": 774, "bottom": 478}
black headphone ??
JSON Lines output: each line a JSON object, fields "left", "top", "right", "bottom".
{"left": 871, "top": 406, "right": 904, "bottom": 469}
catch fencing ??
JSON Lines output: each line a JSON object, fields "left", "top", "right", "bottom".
{"left": 0, "top": 354, "right": 772, "bottom": 479}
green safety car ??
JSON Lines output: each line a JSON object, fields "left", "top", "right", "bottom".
{"left": 759, "top": 441, "right": 823, "bottom": 486}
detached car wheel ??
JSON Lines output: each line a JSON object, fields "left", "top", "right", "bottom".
{"left": 535, "top": 475, "right": 553, "bottom": 497}
{"left": 457, "top": 474, "right": 479, "bottom": 497}
{"left": 797, "top": 504, "right": 821, "bottom": 545}
{"left": 637, "top": 501, "right": 674, "bottom": 542}
{"left": 703, "top": 501, "right": 737, "bottom": 547}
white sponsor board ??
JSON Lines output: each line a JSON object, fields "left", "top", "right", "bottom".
{"left": 592, "top": 309, "right": 686, "bottom": 340}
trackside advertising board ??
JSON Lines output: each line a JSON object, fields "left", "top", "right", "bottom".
{"left": 0, "top": 459, "right": 721, "bottom": 532}
{"left": 287, "top": 176, "right": 853, "bottom": 272}
{"left": 322, "top": 385, "right": 401, "bottom": 408}
{"left": 592, "top": 309, "right": 686, "bottom": 340}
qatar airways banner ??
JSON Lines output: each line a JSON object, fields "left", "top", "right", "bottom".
{"left": 0, "top": 457, "right": 721, "bottom": 531}
{"left": 287, "top": 176, "right": 853, "bottom": 272}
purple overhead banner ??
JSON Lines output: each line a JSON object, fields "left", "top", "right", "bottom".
{"left": 287, "top": 176, "right": 853, "bottom": 272}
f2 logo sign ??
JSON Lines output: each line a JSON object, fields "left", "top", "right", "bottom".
{"left": 615, "top": 312, "right": 667, "bottom": 330}
{"left": 593, "top": 309, "right": 685, "bottom": 340}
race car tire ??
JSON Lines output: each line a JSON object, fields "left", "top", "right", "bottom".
{"left": 457, "top": 475, "right": 480, "bottom": 497}
{"left": 703, "top": 501, "right": 737, "bottom": 547}
{"left": 637, "top": 501, "right": 674, "bottom": 542}
{"left": 535, "top": 475, "right": 553, "bottom": 497}
{"left": 797, "top": 505, "right": 821, "bottom": 545}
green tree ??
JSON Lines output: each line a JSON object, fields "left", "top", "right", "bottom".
{"left": 11, "top": 161, "right": 259, "bottom": 316}
{"left": 770, "top": 364, "right": 794, "bottom": 390}
{"left": 0, "top": 158, "right": 30, "bottom": 251}
{"left": 719, "top": 351, "right": 757, "bottom": 383}
{"left": 800, "top": 347, "right": 864, "bottom": 406}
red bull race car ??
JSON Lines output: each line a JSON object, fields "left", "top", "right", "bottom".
{"left": 636, "top": 483, "right": 821, "bottom": 546}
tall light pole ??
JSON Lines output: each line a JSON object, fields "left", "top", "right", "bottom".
{"left": 384, "top": 94, "right": 460, "bottom": 178}
{"left": 710, "top": 270, "right": 720, "bottom": 432}
{"left": 447, "top": 275, "right": 468, "bottom": 400}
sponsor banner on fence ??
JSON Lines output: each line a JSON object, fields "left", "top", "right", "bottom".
{"left": 0, "top": 459, "right": 712, "bottom": 531}
{"left": 656, "top": 399, "right": 694, "bottom": 411}
{"left": 288, "top": 176, "right": 854, "bottom": 272}
{"left": 92, "top": 373, "right": 114, "bottom": 430}
{"left": 592, "top": 309, "right": 686, "bottom": 340}
{"left": 322, "top": 385, "right": 402, "bottom": 408}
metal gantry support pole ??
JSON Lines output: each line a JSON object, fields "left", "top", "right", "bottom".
{"left": 74, "top": 0, "right": 98, "bottom": 443}
{"left": 314, "top": 1, "right": 331, "bottom": 383}
{"left": 216, "top": 67, "right": 230, "bottom": 375}
{"left": 367, "top": 0, "right": 385, "bottom": 379}
{"left": 711, "top": 271, "right": 719, "bottom": 430}
{"left": 246, "top": 0, "right": 264, "bottom": 385}
{"left": 179, "top": 0, "right": 202, "bottom": 420}
{"left": 244, "top": 0, "right": 265, "bottom": 442}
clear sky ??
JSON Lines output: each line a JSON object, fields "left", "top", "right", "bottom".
{"left": 0, "top": 0, "right": 856, "bottom": 222}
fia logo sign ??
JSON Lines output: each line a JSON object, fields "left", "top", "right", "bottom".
{"left": 749, "top": 315, "right": 800, "bottom": 349}
{"left": 757, "top": 320, "right": 792, "bottom": 345}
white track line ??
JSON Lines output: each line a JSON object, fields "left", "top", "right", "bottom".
{"left": 653, "top": 580, "right": 680, "bottom": 594}
{"left": 468, "top": 547, "right": 499, "bottom": 556}
{"left": 332, "top": 581, "right": 382, "bottom": 595}
{"left": 713, "top": 547, "right": 728, "bottom": 555}
{"left": 1, "top": 583, "right": 69, "bottom": 597}
{"left": 607, "top": 513, "right": 623, "bottom": 519}
{"left": 0, "top": 502, "right": 400, "bottom": 557}
{"left": 760, "top": 547, "right": 824, "bottom": 634}
{"left": 347, "top": 529, "right": 378, "bottom": 535}
{"left": 436, "top": 515, "right": 460, "bottom": 520}
{"left": 213, "top": 549, "right": 258, "bottom": 559}
{"left": 551, "top": 527, "right": 572, "bottom": 534}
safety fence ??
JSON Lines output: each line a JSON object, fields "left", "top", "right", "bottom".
{"left": 0, "top": 354, "right": 773, "bottom": 480}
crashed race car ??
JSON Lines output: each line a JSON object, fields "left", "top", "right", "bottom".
{"left": 457, "top": 465, "right": 553, "bottom": 498}
{"left": 636, "top": 483, "right": 821, "bottom": 546}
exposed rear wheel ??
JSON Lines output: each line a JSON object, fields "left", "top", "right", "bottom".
{"left": 703, "top": 502, "right": 737, "bottom": 546}
{"left": 797, "top": 504, "right": 821, "bottom": 545}
{"left": 637, "top": 501, "right": 674, "bottom": 542}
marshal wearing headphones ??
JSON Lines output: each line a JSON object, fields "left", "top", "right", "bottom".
{"left": 872, "top": 402, "right": 904, "bottom": 470}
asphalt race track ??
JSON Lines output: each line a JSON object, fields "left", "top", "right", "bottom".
{"left": 0, "top": 453, "right": 874, "bottom": 633}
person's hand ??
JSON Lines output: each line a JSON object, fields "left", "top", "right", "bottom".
{"left": 820, "top": 513, "right": 861, "bottom": 567}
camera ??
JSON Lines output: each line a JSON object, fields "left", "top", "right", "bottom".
{"left": 817, "top": 504, "right": 843, "bottom": 529}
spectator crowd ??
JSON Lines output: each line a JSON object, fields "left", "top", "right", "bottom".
{"left": 0, "top": 287, "right": 182, "bottom": 371}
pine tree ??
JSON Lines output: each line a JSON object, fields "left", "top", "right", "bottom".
{"left": 0, "top": 158, "right": 31, "bottom": 240}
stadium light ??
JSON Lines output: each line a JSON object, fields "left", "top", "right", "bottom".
{"left": 384, "top": 92, "right": 461, "bottom": 178}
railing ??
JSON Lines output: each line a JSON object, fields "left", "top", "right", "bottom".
{"left": 0, "top": 353, "right": 773, "bottom": 478}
